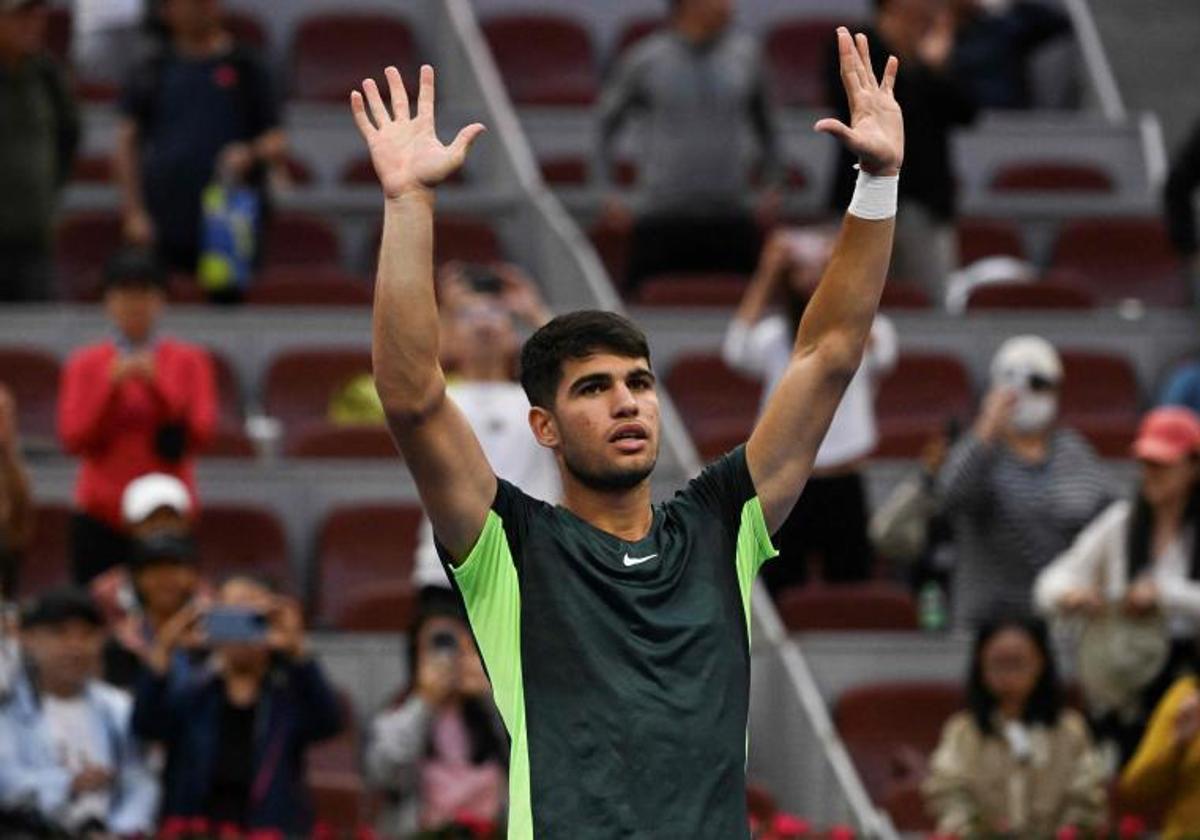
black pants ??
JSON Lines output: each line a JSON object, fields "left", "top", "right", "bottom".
{"left": 761, "top": 472, "right": 875, "bottom": 595}
{"left": 70, "top": 513, "right": 131, "bottom": 586}
{"left": 625, "top": 213, "right": 762, "bottom": 291}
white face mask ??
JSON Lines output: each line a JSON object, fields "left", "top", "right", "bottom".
{"left": 1010, "top": 392, "right": 1058, "bottom": 433}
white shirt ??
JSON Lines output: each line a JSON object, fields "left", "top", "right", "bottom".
{"left": 1035, "top": 499, "right": 1200, "bottom": 637}
{"left": 42, "top": 695, "right": 111, "bottom": 829}
{"left": 73, "top": 0, "right": 143, "bottom": 36}
{"left": 413, "top": 381, "right": 561, "bottom": 588}
{"left": 722, "top": 314, "right": 898, "bottom": 469}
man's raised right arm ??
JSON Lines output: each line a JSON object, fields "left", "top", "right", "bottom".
{"left": 351, "top": 65, "right": 492, "bottom": 563}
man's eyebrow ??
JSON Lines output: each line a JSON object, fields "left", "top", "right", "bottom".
{"left": 627, "top": 367, "right": 656, "bottom": 381}
{"left": 568, "top": 372, "right": 613, "bottom": 394}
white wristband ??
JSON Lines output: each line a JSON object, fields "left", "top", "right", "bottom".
{"left": 847, "top": 168, "right": 899, "bottom": 220}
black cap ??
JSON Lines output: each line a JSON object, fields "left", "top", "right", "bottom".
{"left": 21, "top": 587, "right": 104, "bottom": 630}
{"left": 129, "top": 532, "right": 198, "bottom": 573}
{"left": 103, "top": 247, "right": 167, "bottom": 293}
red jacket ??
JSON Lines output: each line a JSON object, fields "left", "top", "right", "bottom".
{"left": 58, "top": 338, "right": 217, "bottom": 529}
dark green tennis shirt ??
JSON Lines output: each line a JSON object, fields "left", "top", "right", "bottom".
{"left": 440, "top": 446, "right": 777, "bottom": 838}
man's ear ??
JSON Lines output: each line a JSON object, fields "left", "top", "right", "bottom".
{"left": 528, "top": 406, "right": 559, "bottom": 449}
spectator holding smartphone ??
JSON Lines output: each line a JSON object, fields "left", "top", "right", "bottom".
{"left": 724, "top": 228, "right": 897, "bottom": 591}
{"left": 132, "top": 574, "right": 343, "bottom": 837}
{"left": 366, "top": 592, "right": 507, "bottom": 837}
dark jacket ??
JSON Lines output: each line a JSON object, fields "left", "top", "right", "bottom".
{"left": 1165, "top": 117, "right": 1200, "bottom": 258}
{"left": 132, "top": 657, "right": 343, "bottom": 834}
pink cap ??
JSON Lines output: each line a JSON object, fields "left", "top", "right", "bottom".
{"left": 1132, "top": 407, "right": 1200, "bottom": 464}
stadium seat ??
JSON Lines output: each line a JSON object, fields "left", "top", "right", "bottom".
{"left": 281, "top": 154, "right": 315, "bottom": 186}
{"left": 194, "top": 503, "right": 292, "bottom": 590}
{"left": 834, "top": 680, "right": 964, "bottom": 804}
{"left": 0, "top": 346, "right": 60, "bottom": 442}
{"left": 205, "top": 349, "right": 242, "bottom": 427}
{"left": 874, "top": 353, "right": 974, "bottom": 457}
{"left": 1049, "top": 218, "right": 1186, "bottom": 306}
{"left": 71, "top": 154, "right": 113, "bottom": 184}
{"left": 223, "top": 9, "right": 267, "bottom": 50}
{"left": 482, "top": 14, "right": 599, "bottom": 105}
{"left": 665, "top": 353, "right": 762, "bottom": 461}
{"left": 55, "top": 211, "right": 123, "bottom": 301}
{"left": 879, "top": 282, "right": 932, "bottom": 310}
{"left": 18, "top": 503, "right": 72, "bottom": 597}
{"left": 435, "top": 216, "right": 503, "bottom": 264}
{"left": 965, "top": 280, "right": 1095, "bottom": 311}
{"left": 613, "top": 17, "right": 663, "bottom": 58}
{"left": 1059, "top": 350, "right": 1141, "bottom": 457}
{"left": 284, "top": 423, "right": 397, "bottom": 460}
{"left": 246, "top": 267, "right": 373, "bottom": 307}
{"left": 634, "top": 273, "right": 749, "bottom": 307}
{"left": 990, "top": 161, "right": 1114, "bottom": 193}
{"left": 776, "top": 583, "right": 918, "bottom": 632}
{"left": 261, "top": 211, "right": 341, "bottom": 268}
{"left": 882, "top": 779, "right": 934, "bottom": 832}
{"left": 262, "top": 348, "right": 373, "bottom": 431}
{"left": 765, "top": 19, "right": 850, "bottom": 107}
{"left": 957, "top": 218, "right": 1026, "bottom": 266}
{"left": 290, "top": 12, "right": 418, "bottom": 103}
{"left": 588, "top": 218, "right": 632, "bottom": 289}
{"left": 308, "top": 772, "right": 365, "bottom": 834}
{"left": 314, "top": 504, "right": 422, "bottom": 631}
{"left": 203, "top": 426, "right": 256, "bottom": 459}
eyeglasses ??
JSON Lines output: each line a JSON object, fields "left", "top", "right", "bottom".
{"left": 1027, "top": 374, "right": 1059, "bottom": 393}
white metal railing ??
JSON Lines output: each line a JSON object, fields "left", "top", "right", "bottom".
{"left": 1061, "top": 0, "right": 1126, "bottom": 121}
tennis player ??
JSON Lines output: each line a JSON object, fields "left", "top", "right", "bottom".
{"left": 349, "top": 26, "right": 904, "bottom": 838}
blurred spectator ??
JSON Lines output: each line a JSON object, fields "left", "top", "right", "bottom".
{"left": 938, "top": 336, "right": 1112, "bottom": 628}
{"left": 115, "top": 0, "right": 284, "bottom": 284}
{"left": 411, "top": 264, "right": 561, "bottom": 589}
{"left": 1164, "top": 116, "right": 1200, "bottom": 302}
{"left": 923, "top": 616, "right": 1107, "bottom": 835}
{"left": 1161, "top": 355, "right": 1200, "bottom": 414}
{"left": 367, "top": 592, "right": 507, "bottom": 836}
{"left": 0, "top": 587, "right": 159, "bottom": 837}
{"left": 1119, "top": 670, "right": 1200, "bottom": 837}
{"left": 597, "top": 0, "right": 780, "bottom": 290}
{"left": 58, "top": 248, "right": 216, "bottom": 585}
{"left": 0, "top": 0, "right": 80, "bottom": 302}
{"left": 723, "top": 229, "right": 896, "bottom": 590}
{"left": 133, "top": 574, "right": 343, "bottom": 837}
{"left": 0, "top": 386, "right": 34, "bottom": 601}
{"left": 1036, "top": 407, "right": 1200, "bottom": 762}
{"left": 72, "top": 0, "right": 147, "bottom": 87}
{"left": 826, "top": 0, "right": 977, "bottom": 301}
{"left": 950, "top": 0, "right": 1072, "bottom": 110}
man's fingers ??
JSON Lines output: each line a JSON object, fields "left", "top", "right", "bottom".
{"left": 814, "top": 118, "right": 853, "bottom": 145}
{"left": 363, "top": 78, "right": 391, "bottom": 127}
{"left": 349, "top": 91, "right": 375, "bottom": 138}
{"left": 881, "top": 55, "right": 899, "bottom": 95}
{"left": 448, "top": 122, "right": 487, "bottom": 163}
{"left": 855, "top": 33, "right": 877, "bottom": 89}
{"left": 385, "top": 65, "right": 410, "bottom": 119}
{"left": 417, "top": 64, "right": 435, "bottom": 121}
{"left": 836, "top": 28, "right": 866, "bottom": 96}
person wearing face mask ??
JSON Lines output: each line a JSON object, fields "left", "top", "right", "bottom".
{"left": 1035, "top": 407, "right": 1200, "bottom": 764}
{"left": 938, "top": 335, "right": 1113, "bottom": 628}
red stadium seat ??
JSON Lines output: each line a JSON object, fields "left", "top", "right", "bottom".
{"left": 765, "top": 19, "right": 850, "bottom": 107}
{"left": 613, "top": 17, "right": 663, "bottom": 58}
{"left": 483, "top": 14, "right": 599, "bottom": 105}
{"left": 71, "top": 154, "right": 113, "bottom": 184}
{"left": 1049, "top": 217, "right": 1186, "bottom": 306}
{"left": 203, "top": 426, "right": 256, "bottom": 459}
{"left": 18, "top": 503, "right": 72, "bottom": 597}
{"left": 874, "top": 353, "right": 974, "bottom": 457}
{"left": 776, "top": 583, "right": 919, "bottom": 632}
{"left": 588, "top": 218, "right": 632, "bottom": 289}
{"left": 634, "top": 273, "right": 749, "bottom": 307}
{"left": 835, "top": 680, "right": 963, "bottom": 804}
{"left": 284, "top": 423, "right": 398, "bottom": 460}
{"left": 436, "top": 216, "right": 503, "bottom": 264}
{"left": 313, "top": 504, "right": 422, "bottom": 630}
{"left": 56, "top": 211, "right": 123, "bottom": 301}
{"left": 957, "top": 218, "right": 1026, "bottom": 266}
{"left": 991, "top": 161, "right": 1114, "bottom": 193}
{"left": 883, "top": 779, "right": 934, "bottom": 832}
{"left": 0, "top": 346, "right": 60, "bottom": 442}
{"left": 665, "top": 353, "right": 762, "bottom": 461}
{"left": 195, "top": 503, "right": 291, "bottom": 590}
{"left": 290, "top": 12, "right": 418, "bottom": 103}
{"left": 223, "top": 10, "right": 267, "bottom": 50}
{"left": 263, "top": 348, "right": 373, "bottom": 431}
{"left": 281, "top": 154, "right": 315, "bottom": 186}
{"left": 965, "top": 280, "right": 1095, "bottom": 311}
{"left": 540, "top": 156, "right": 589, "bottom": 186}
{"left": 205, "top": 349, "right": 242, "bottom": 426}
{"left": 1059, "top": 350, "right": 1141, "bottom": 457}
{"left": 309, "top": 772, "right": 365, "bottom": 834}
{"left": 879, "top": 282, "right": 932, "bottom": 310}
{"left": 261, "top": 211, "right": 341, "bottom": 268}
{"left": 247, "top": 267, "right": 373, "bottom": 307}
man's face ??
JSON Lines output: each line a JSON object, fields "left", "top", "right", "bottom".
{"left": 134, "top": 562, "right": 198, "bottom": 620}
{"left": 679, "top": 0, "right": 733, "bottom": 38}
{"left": 445, "top": 292, "right": 517, "bottom": 370}
{"left": 130, "top": 506, "right": 189, "bottom": 539}
{"left": 104, "top": 286, "right": 164, "bottom": 344}
{"left": 531, "top": 353, "right": 660, "bottom": 492}
{"left": 0, "top": 2, "right": 48, "bottom": 59}
{"left": 23, "top": 619, "right": 102, "bottom": 695}
{"left": 162, "top": 0, "right": 220, "bottom": 38}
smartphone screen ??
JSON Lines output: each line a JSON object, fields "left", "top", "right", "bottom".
{"left": 203, "top": 607, "right": 268, "bottom": 643}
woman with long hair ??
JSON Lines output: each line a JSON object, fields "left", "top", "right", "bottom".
{"left": 923, "top": 616, "right": 1106, "bottom": 835}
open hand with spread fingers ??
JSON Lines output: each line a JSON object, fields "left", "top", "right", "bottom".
{"left": 350, "top": 65, "right": 486, "bottom": 200}
{"left": 815, "top": 27, "right": 904, "bottom": 177}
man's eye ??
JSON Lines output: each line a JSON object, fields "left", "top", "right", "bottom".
{"left": 630, "top": 378, "right": 651, "bottom": 391}
{"left": 580, "top": 383, "right": 602, "bottom": 395}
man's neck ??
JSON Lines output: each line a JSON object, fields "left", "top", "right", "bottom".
{"left": 671, "top": 16, "right": 714, "bottom": 45}
{"left": 561, "top": 476, "right": 654, "bottom": 542}
{"left": 41, "top": 681, "right": 86, "bottom": 701}
{"left": 173, "top": 27, "right": 229, "bottom": 59}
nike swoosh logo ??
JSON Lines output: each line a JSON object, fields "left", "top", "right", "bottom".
{"left": 622, "top": 553, "right": 658, "bottom": 567}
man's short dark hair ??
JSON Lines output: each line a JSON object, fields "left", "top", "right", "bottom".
{"left": 103, "top": 246, "right": 167, "bottom": 293}
{"left": 519, "top": 310, "right": 652, "bottom": 409}
{"left": 20, "top": 587, "right": 104, "bottom": 630}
